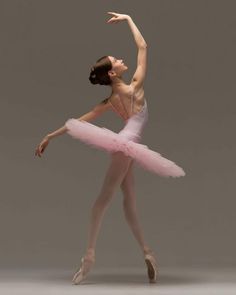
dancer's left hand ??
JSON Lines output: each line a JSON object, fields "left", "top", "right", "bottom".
{"left": 106, "top": 12, "right": 130, "bottom": 24}
{"left": 35, "top": 136, "right": 50, "bottom": 157}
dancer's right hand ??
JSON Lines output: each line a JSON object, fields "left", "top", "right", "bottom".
{"left": 35, "top": 136, "right": 50, "bottom": 158}
{"left": 106, "top": 12, "right": 130, "bottom": 24}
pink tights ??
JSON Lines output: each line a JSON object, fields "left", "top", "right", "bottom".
{"left": 85, "top": 151, "right": 151, "bottom": 258}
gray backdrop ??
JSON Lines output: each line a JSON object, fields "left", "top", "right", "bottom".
{"left": 0, "top": 0, "right": 235, "bottom": 269}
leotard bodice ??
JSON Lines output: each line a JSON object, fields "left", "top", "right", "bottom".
{"left": 113, "top": 93, "right": 149, "bottom": 143}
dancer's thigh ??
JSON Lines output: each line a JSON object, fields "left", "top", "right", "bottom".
{"left": 102, "top": 151, "right": 132, "bottom": 188}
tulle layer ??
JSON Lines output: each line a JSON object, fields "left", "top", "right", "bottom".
{"left": 65, "top": 119, "right": 186, "bottom": 178}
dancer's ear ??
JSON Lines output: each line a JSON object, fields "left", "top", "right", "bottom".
{"left": 108, "top": 70, "right": 116, "bottom": 79}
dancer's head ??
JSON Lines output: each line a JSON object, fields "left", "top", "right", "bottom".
{"left": 89, "top": 55, "right": 128, "bottom": 86}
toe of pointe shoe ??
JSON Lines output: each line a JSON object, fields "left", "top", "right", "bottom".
{"left": 72, "top": 270, "right": 84, "bottom": 285}
{"left": 72, "top": 257, "right": 95, "bottom": 285}
{"left": 144, "top": 253, "right": 159, "bottom": 283}
{"left": 72, "top": 258, "right": 86, "bottom": 285}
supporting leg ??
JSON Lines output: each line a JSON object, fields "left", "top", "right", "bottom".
{"left": 121, "top": 162, "right": 159, "bottom": 283}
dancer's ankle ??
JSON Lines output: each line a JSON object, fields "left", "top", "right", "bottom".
{"left": 85, "top": 248, "right": 95, "bottom": 258}
{"left": 143, "top": 245, "right": 152, "bottom": 255}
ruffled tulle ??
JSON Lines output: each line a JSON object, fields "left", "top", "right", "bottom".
{"left": 65, "top": 119, "right": 186, "bottom": 178}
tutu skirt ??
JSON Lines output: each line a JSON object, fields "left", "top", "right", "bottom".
{"left": 65, "top": 101, "right": 186, "bottom": 178}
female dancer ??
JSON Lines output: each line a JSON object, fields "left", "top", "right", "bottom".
{"left": 35, "top": 12, "right": 185, "bottom": 284}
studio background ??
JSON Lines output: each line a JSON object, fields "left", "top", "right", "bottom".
{"left": 0, "top": 0, "right": 235, "bottom": 269}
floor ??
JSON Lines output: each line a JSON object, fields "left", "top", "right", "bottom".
{"left": 0, "top": 267, "right": 235, "bottom": 295}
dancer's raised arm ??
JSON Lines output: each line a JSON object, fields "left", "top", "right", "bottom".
{"left": 107, "top": 12, "right": 147, "bottom": 89}
{"left": 127, "top": 16, "right": 147, "bottom": 48}
{"left": 126, "top": 16, "right": 147, "bottom": 89}
{"left": 107, "top": 12, "right": 147, "bottom": 47}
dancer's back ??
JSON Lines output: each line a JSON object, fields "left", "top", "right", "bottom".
{"left": 108, "top": 84, "right": 147, "bottom": 121}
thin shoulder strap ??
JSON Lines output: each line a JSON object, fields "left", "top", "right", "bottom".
{"left": 109, "top": 93, "right": 134, "bottom": 119}
{"left": 131, "top": 92, "right": 134, "bottom": 114}
{"left": 109, "top": 97, "right": 127, "bottom": 120}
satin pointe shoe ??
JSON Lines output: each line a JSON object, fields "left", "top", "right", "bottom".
{"left": 144, "top": 251, "right": 159, "bottom": 283}
{"left": 72, "top": 254, "right": 95, "bottom": 285}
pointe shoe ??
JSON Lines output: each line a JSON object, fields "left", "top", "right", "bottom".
{"left": 72, "top": 254, "right": 95, "bottom": 285}
{"left": 144, "top": 250, "right": 159, "bottom": 283}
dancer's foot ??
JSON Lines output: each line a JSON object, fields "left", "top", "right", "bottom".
{"left": 72, "top": 251, "right": 95, "bottom": 285}
{"left": 143, "top": 248, "right": 159, "bottom": 283}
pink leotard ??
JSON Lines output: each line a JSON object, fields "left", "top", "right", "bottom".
{"left": 108, "top": 93, "right": 148, "bottom": 143}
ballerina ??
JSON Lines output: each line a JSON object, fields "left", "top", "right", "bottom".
{"left": 35, "top": 12, "right": 185, "bottom": 284}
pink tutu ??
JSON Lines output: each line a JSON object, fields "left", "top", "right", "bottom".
{"left": 65, "top": 99, "right": 186, "bottom": 178}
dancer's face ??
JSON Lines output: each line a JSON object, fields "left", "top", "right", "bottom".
{"left": 108, "top": 56, "right": 128, "bottom": 78}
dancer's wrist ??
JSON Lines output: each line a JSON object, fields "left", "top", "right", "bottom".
{"left": 126, "top": 15, "right": 131, "bottom": 21}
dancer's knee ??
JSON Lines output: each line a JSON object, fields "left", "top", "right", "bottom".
{"left": 121, "top": 161, "right": 134, "bottom": 193}
{"left": 92, "top": 196, "right": 111, "bottom": 212}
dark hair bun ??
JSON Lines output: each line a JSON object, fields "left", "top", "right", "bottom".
{"left": 88, "top": 56, "right": 112, "bottom": 86}
{"left": 89, "top": 67, "right": 98, "bottom": 85}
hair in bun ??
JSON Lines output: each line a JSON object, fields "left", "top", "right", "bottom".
{"left": 89, "top": 56, "right": 112, "bottom": 86}
{"left": 89, "top": 67, "right": 98, "bottom": 84}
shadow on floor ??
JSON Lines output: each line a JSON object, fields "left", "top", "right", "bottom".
{"left": 24, "top": 268, "right": 209, "bottom": 286}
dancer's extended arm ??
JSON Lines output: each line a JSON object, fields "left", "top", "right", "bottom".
{"left": 47, "top": 98, "right": 111, "bottom": 139}
{"left": 35, "top": 98, "right": 111, "bottom": 157}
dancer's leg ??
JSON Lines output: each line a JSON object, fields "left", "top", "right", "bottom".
{"left": 121, "top": 161, "right": 152, "bottom": 255}
{"left": 85, "top": 151, "right": 132, "bottom": 255}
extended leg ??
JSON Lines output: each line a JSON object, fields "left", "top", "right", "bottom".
{"left": 121, "top": 161, "right": 152, "bottom": 255}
